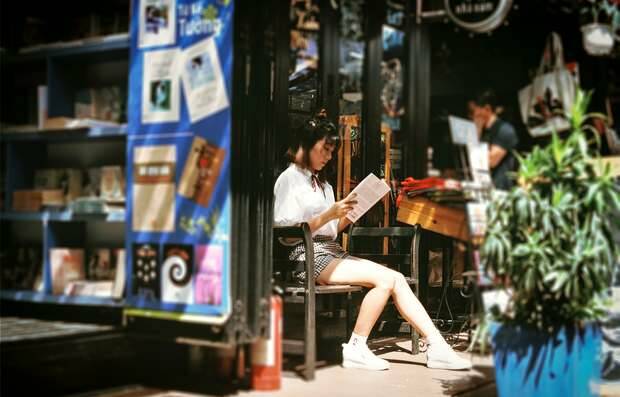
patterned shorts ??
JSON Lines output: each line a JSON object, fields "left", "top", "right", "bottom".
{"left": 288, "top": 236, "right": 349, "bottom": 282}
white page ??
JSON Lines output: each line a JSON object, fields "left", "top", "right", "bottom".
{"left": 449, "top": 115, "right": 479, "bottom": 146}
{"left": 467, "top": 142, "right": 492, "bottom": 185}
{"left": 466, "top": 202, "right": 488, "bottom": 238}
{"left": 345, "top": 173, "right": 391, "bottom": 223}
{"left": 181, "top": 36, "right": 229, "bottom": 123}
{"left": 142, "top": 48, "right": 181, "bottom": 124}
{"left": 139, "top": 0, "right": 176, "bottom": 49}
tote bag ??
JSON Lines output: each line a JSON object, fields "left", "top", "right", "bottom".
{"left": 518, "top": 32, "right": 578, "bottom": 138}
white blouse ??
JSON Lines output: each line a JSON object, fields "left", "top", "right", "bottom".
{"left": 274, "top": 163, "right": 338, "bottom": 240}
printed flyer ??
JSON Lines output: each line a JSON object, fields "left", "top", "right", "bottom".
{"left": 181, "top": 37, "right": 229, "bottom": 123}
{"left": 142, "top": 48, "right": 181, "bottom": 124}
{"left": 139, "top": 0, "right": 177, "bottom": 48}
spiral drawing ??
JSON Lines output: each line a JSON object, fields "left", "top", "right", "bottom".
{"left": 161, "top": 246, "right": 194, "bottom": 304}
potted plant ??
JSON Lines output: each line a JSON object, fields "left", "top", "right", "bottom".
{"left": 479, "top": 90, "right": 620, "bottom": 397}
{"left": 580, "top": 0, "right": 620, "bottom": 55}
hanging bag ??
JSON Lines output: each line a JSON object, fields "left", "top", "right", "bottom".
{"left": 518, "top": 32, "right": 578, "bottom": 137}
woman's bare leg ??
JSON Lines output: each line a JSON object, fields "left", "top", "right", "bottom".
{"left": 319, "top": 256, "right": 472, "bottom": 370}
{"left": 317, "top": 257, "right": 438, "bottom": 338}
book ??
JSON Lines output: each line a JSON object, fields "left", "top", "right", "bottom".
{"left": 50, "top": 248, "right": 85, "bottom": 295}
{"left": 100, "top": 166, "right": 125, "bottom": 202}
{"left": 38, "top": 86, "right": 47, "bottom": 130}
{"left": 87, "top": 248, "right": 114, "bottom": 280}
{"left": 112, "top": 248, "right": 126, "bottom": 299}
{"left": 0, "top": 246, "right": 42, "bottom": 290}
{"left": 345, "top": 173, "right": 391, "bottom": 223}
{"left": 64, "top": 280, "right": 114, "bottom": 297}
{"left": 178, "top": 136, "right": 225, "bottom": 208}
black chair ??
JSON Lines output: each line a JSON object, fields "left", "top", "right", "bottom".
{"left": 347, "top": 224, "right": 422, "bottom": 354}
{"left": 273, "top": 223, "right": 362, "bottom": 380}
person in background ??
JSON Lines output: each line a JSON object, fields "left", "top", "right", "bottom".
{"left": 273, "top": 111, "right": 472, "bottom": 371}
{"left": 468, "top": 90, "right": 519, "bottom": 190}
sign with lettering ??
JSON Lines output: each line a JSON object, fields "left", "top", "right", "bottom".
{"left": 445, "top": 0, "right": 512, "bottom": 33}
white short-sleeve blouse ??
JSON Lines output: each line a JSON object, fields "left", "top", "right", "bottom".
{"left": 273, "top": 163, "right": 338, "bottom": 240}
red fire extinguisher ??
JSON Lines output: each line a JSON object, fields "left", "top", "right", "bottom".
{"left": 251, "top": 294, "right": 282, "bottom": 390}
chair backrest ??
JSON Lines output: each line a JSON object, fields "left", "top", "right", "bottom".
{"left": 347, "top": 225, "right": 418, "bottom": 277}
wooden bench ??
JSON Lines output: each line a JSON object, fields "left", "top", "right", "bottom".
{"left": 273, "top": 223, "right": 362, "bottom": 380}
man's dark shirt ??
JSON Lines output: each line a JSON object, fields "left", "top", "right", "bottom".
{"left": 481, "top": 118, "right": 519, "bottom": 190}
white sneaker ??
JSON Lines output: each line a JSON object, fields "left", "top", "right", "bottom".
{"left": 426, "top": 340, "right": 472, "bottom": 370}
{"left": 342, "top": 342, "right": 390, "bottom": 371}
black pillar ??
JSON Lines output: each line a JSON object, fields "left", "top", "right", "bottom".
{"left": 362, "top": 0, "right": 386, "bottom": 178}
{"left": 403, "top": 2, "right": 431, "bottom": 179}
{"left": 319, "top": 0, "right": 340, "bottom": 126}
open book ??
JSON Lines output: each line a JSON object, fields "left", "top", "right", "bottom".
{"left": 345, "top": 173, "right": 391, "bottom": 223}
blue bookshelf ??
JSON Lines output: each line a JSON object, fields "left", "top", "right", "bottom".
{"left": 1, "top": 33, "right": 129, "bottom": 310}
{"left": 5, "top": 34, "right": 130, "bottom": 63}
{"left": 0, "top": 210, "right": 126, "bottom": 223}
{"left": 0, "top": 290, "right": 124, "bottom": 307}
{"left": 1, "top": 125, "right": 127, "bottom": 142}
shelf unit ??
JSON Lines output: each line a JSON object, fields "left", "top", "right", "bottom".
{"left": 1, "top": 31, "right": 129, "bottom": 311}
{"left": 0, "top": 210, "right": 125, "bottom": 223}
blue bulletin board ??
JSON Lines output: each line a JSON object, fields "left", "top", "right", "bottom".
{"left": 125, "top": 0, "right": 233, "bottom": 323}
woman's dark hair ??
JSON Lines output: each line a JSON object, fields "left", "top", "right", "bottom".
{"left": 472, "top": 89, "right": 499, "bottom": 109}
{"left": 286, "top": 109, "right": 341, "bottom": 186}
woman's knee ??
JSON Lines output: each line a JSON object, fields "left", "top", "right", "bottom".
{"left": 392, "top": 271, "right": 408, "bottom": 287}
{"left": 373, "top": 268, "right": 404, "bottom": 291}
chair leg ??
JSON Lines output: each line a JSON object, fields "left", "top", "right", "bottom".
{"left": 411, "top": 225, "right": 422, "bottom": 355}
{"left": 346, "top": 292, "right": 352, "bottom": 337}
{"left": 304, "top": 288, "right": 316, "bottom": 380}
{"left": 411, "top": 328, "right": 420, "bottom": 355}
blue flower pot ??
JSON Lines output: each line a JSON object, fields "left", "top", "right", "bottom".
{"left": 490, "top": 322, "right": 602, "bottom": 397}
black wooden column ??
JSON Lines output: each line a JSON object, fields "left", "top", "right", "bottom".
{"left": 319, "top": 0, "right": 340, "bottom": 126}
{"left": 403, "top": 1, "right": 431, "bottom": 179}
{"left": 230, "top": 0, "right": 288, "bottom": 343}
{"left": 362, "top": 0, "right": 386, "bottom": 178}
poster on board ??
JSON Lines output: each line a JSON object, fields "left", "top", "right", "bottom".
{"left": 142, "top": 48, "right": 181, "bottom": 124}
{"left": 127, "top": 0, "right": 233, "bottom": 323}
{"left": 139, "top": 0, "right": 177, "bottom": 48}
{"left": 181, "top": 37, "right": 229, "bottom": 123}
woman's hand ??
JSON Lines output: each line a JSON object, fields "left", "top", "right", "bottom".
{"left": 329, "top": 193, "right": 357, "bottom": 219}
{"left": 306, "top": 193, "right": 358, "bottom": 235}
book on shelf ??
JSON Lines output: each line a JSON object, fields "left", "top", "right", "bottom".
{"left": 33, "top": 168, "right": 83, "bottom": 204}
{"left": 64, "top": 280, "right": 114, "bottom": 297}
{"left": 12, "top": 189, "right": 65, "bottom": 211}
{"left": 0, "top": 246, "right": 43, "bottom": 291}
{"left": 100, "top": 166, "right": 126, "bottom": 202}
{"left": 112, "top": 248, "right": 126, "bottom": 299}
{"left": 50, "top": 248, "right": 85, "bottom": 295}
{"left": 75, "top": 86, "right": 123, "bottom": 123}
{"left": 58, "top": 248, "right": 125, "bottom": 298}
{"left": 84, "top": 168, "right": 102, "bottom": 197}
{"left": 87, "top": 249, "right": 114, "bottom": 280}
{"left": 43, "top": 117, "right": 122, "bottom": 130}
{"left": 38, "top": 86, "right": 47, "bottom": 130}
